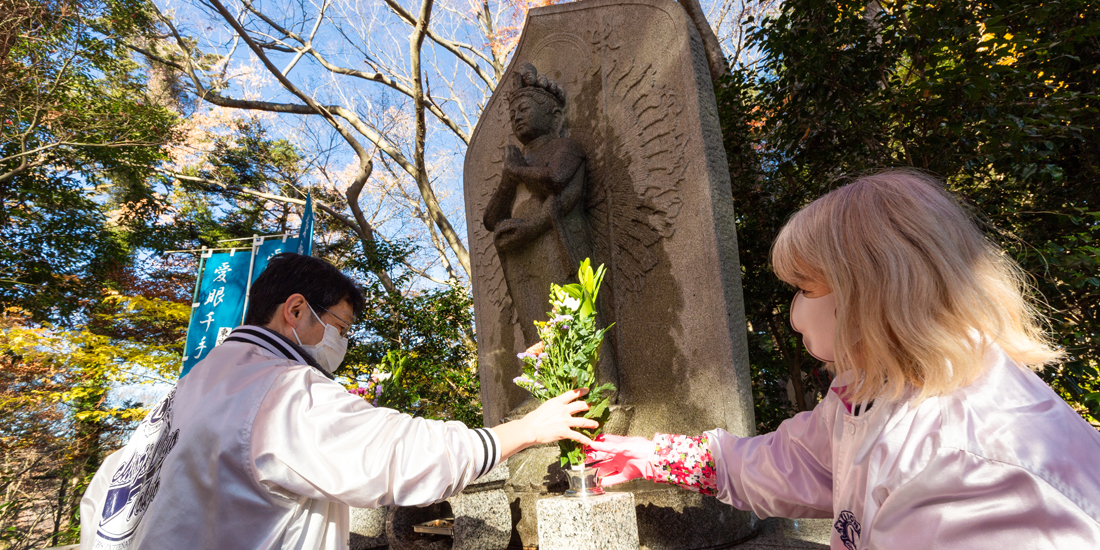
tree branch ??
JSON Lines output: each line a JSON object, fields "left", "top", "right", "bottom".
{"left": 203, "top": 0, "right": 371, "bottom": 162}
{"left": 380, "top": 0, "right": 497, "bottom": 88}
{"left": 409, "top": 0, "right": 471, "bottom": 277}
{"left": 242, "top": 0, "right": 470, "bottom": 143}
{"left": 343, "top": 159, "right": 399, "bottom": 295}
{"left": 167, "top": 167, "right": 398, "bottom": 293}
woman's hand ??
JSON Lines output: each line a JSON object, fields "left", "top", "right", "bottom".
{"left": 491, "top": 388, "right": 597, "bottom": 461}
{"left": 586, "top": 434, "right": 657, "bottom": 486}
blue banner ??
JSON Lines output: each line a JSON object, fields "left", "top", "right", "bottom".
{"left": 297, "top": 192, "right": 314, "bottom": 256}
{"left": 250, "top": 237, "right": 301, "bottom": 285}
{"left": 181, "top": 250, "right": 253, "bottom": 377}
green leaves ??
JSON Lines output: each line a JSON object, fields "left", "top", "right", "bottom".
{"left": 552, "top": 258, "right": 607, "bottom": 321}
{"left": 339, "top": 243, "right": 482, "bottom": 427}
{"left": 1, "top": 0, "right": 181, "bottom": 326}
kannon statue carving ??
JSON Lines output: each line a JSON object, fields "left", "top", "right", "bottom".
{"left": 482, "top": 63, "right": 593, "bottom": 347}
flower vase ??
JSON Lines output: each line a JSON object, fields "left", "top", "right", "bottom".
{"left": 564, "top": 465, "right": 604, "bottom": 497}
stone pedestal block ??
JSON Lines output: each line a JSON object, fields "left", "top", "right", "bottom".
{"left": 449, "top": 466, "right": 512, "bottom": 550}
{"left": 387, "top": 466, "right": 512, "bottom": 550}
{"left": 622, "top": 484, "right": 756, "bottom": 550}
{"left": 349, "top": 506, "right": 388, "bottom": 550}
{"left": 536, "top": 492, "right": 639, "bottom": 550}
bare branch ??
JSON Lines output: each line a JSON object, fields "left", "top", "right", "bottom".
{"left": 165, "top": 170, "right": 307, "bottom": 204}
{"left": 279, "top": 0, "right": 328, "bottom": 77}
{"left": 380, "top": 0, "right": 497, "bottom": 88}
{"left": 240, "top": 0, "right": 470, "bottom": 143}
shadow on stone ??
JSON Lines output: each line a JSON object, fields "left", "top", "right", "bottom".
{"left": 732, "top": 517, "right": 830, "bottom": 550}
{"left": 350, "top": 506, "right": 388, "bottom": 550}
{"left": 626, "top": 489, "right": 755, "bottom": 550}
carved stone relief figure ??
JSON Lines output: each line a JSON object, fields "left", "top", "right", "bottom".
{"left": 482, "top": 63, "right": 593, "bottom": 347}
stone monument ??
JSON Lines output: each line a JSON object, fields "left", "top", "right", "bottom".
{"left": 462, "top": 0, "right": 756, "bottom": 548}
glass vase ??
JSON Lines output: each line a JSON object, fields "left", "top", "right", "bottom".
{"left": 564, "top": 465, "right": 604, "bottom": 497}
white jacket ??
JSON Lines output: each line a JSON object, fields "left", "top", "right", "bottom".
{"left": 79, "top": 325, "right": 500, "bottom": 550}
{"left": 707, "top": 343, "right": 1100, "bottom": 550}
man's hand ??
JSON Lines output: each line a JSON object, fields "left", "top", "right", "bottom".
{"left": 522, "top": 388, "right": 596, "bottom": 446}
{"left": 491, "top": 388, "right": 598, "bottom": 461}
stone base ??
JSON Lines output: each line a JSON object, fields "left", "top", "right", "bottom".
{"left": 387, "top": 466, "right": 512, "bottom": 550}
{"left": 616, "top": 482, "right": 756, "bottom": 550}
{"left": 505, "top": 444, "right": 570, "bottom": 547}
{"left": 536, "top": 492, "right": 639, "bottom": 550}
{"left": 349, "top": 506, "right": 388, "bottom": 549}
{"left": 450, "top": 466, "right": 512, "bottom": 550}
{"left": 506, "top": 444, "right": 755, "bottom": 550}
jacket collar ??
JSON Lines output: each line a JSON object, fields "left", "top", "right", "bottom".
{"left": 223, "top": 325, "right": 334, "bottom": 379}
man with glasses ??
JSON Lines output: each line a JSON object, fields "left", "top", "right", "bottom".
{"left": 79, "top": 253, "right": 595, "bottom": 550}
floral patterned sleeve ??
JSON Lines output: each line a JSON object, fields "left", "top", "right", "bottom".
{"left": 651, "top": 433, "right": 718, "bottom": 496}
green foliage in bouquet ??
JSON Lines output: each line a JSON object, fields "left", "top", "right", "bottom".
{"left": 513, "top": 259, "right": 616, "bottom": 467}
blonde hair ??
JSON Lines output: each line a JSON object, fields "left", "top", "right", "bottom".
{"left": 772, "top": 169, "right": 1062, "bottom": 403}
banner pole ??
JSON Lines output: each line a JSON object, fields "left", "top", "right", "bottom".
{"left": 182, "top": 246, "right": 210, "bottom": 373}
{"left": 241, "top": 234, "right": 260, "bottom": 324}
{"left": 190, "top": 246, "right": 208, "bottom": 306}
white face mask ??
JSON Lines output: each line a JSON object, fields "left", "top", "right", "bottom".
{"left": 790, "top": 291, "right": 837, "bottom": 363}
{"left": 292, "top": 304, "right": 349, "bottom": 374}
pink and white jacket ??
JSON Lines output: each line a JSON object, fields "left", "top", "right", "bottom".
{"left": 79, "top": 326, "right": 500, "bottom": 550}
{"left": 654, "top": 344, "right": 1100, "bottom": 549}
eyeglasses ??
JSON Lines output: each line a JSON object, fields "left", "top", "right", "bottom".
{"left": 318, "top": 305, "right": 352, "bottom": 338}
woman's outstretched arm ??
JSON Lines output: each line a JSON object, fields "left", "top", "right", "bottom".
{"left": 590, "top": 392, "right": 841, "bottom": 519}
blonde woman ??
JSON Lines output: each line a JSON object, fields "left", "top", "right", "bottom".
{"left": 586, "top": 171, "right": 1100, "bottom": 549}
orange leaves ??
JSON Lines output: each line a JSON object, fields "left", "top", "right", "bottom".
{"left": 489, "top": 0, "right": 572, "bottom": 59}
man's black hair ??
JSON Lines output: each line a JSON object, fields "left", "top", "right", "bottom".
{"left": 244, "top": 253, "right": 366, "bottom": 326}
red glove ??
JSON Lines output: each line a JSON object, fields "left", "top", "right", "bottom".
{"left": 585, "top": 434, "right": 657, "bottom": 486}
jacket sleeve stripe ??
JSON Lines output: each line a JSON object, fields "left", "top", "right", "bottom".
{"left": 471, "top": 428, "right": 500, "bottom": 479}
{"left": 485, "top": 428, "right": 499, "bottom": 473}
{"left": 472, "top": 428, "right": 491, "bottom": 478}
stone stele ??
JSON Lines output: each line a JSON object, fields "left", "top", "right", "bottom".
{"left": 462, "top": 0, "right": 756, "bottom": 548}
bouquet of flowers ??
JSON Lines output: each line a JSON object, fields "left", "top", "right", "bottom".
{"left": 513, "top": 259, "right": 616, "bottom": 467}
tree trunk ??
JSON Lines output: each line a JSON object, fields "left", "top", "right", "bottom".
{"left": 678, "top": 0, "right": 731, "bottom": 83}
